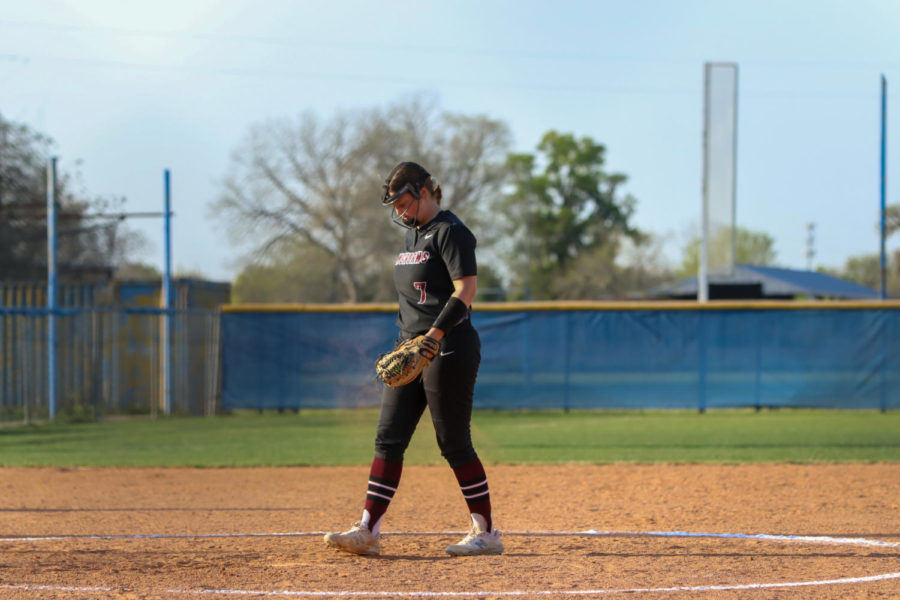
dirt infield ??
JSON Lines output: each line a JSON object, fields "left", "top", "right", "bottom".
{"left": 1, "top": 464, "right": 898, "bottom": 599}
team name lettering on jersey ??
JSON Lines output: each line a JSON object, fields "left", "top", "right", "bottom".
{"left": 395, "top": 250, "right": 431, "bottom": 265}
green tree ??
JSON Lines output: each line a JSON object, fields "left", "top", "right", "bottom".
{"left": 678, "top": 227, "right": 777, "bottom": 277}
{"left": 500, "top": 131, "right": 641, "bottom": 299}
{"left": 473, "top": 264, "right": 506, "bottom": 302}
{"left": 819, "top": 251, "right": 900, "bottom": 297}
{"left": 114, "top": 262, "right": 161, "bottom": 280}
{"left": 841, "top": 254, "right": 880, "bottom": 289}
{"left": 548, "top": 235, "right": 674, "bottom": 299}
{"left": 830, "top": 253, "right": 897, "bottom": 293}
{"left": 886, "top": 204, "right": 900, "bottom": 238}
{"left": 856, "top": 205, "right": 900, "bottom": 295}
{"left": 232, "top": 243, "right": 340, "bottom": 303}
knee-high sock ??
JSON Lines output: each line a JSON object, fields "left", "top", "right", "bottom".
{"left": 361, "top": 457, "right": 402, "bottom": 536}
{"left": 452, "top": 457, "right": 492, "bottom": 532}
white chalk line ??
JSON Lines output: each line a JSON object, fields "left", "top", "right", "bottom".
{"left": 2, "top": 572, "right": 900, "bottom": 597}
{"left": 2, "top": 530, "right": 898, "bottom": 597}
{"left": 1, "top": 529, "right": 898, "bottom": 548}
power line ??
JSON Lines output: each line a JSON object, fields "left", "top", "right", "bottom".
{"left": 0, "top": 18, "right": 701, "bottom": 65}
{"left": 2, "top": 18, "right": 899, "bottom": 70}
{"left": 0, "top": 52, "right": 883, "bottom": 100}
{"left": 0, "top": 52, "right": 699, "bottom": 95}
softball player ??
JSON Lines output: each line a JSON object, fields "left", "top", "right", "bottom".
{"left": 324, "top": 161, "right": 502, "bottom": 557}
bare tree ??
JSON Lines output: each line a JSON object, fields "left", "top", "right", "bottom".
{"left": 215, "top": 95, "right": 511, "bottom": 302}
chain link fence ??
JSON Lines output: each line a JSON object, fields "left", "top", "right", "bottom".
{"left": 1, "top": 307, "right": 221, "bottom": 422}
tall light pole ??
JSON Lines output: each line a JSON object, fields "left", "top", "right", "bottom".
{"left": 879, "top": 75, "right": 887, "bottom": 300}
{"left": 46, "top": 157, "right": 58, "bottom": 421}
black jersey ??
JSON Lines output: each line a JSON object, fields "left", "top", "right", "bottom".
{"left": 393, "top": 210, "right": 477, "bottom": 335}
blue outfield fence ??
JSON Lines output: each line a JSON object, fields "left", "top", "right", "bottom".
{"left": 220, "top": 301, "right": 900, "bottom": 412}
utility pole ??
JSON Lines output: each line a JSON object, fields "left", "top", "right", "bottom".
{"left": 805, "top": 222, "right": 815, "bottom": 271}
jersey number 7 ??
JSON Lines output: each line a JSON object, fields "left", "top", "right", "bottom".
{"left": 413, "top": 282, "right": 427, "bottom": 304}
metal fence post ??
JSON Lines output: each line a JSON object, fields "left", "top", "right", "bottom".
{"left": 47, "top": 157, "right": 58, "bottom": 421}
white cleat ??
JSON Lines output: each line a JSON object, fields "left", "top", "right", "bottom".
{"left": 324, "top": 522, "right": 381, "bottom": 556}
{"left": 445, "top": 526, "right": 504, "bottom": 556}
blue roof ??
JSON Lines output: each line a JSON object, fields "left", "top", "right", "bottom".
{"left": 742, "top": 265, "right": 879, "bottom": 298}
{"left": 659, "top": 264, "right": 880, "bottom": 299}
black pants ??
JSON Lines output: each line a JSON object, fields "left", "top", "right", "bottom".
{"left": 374, "top": 321, "right": 481, "bottom": 468}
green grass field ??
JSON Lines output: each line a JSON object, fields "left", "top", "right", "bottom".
{"left": 0, "top": 409, "right": 898, "bottom": 467}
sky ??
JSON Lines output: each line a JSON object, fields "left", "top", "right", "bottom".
{"left": 1, "top": 0, "right": 898, "bottom": 283}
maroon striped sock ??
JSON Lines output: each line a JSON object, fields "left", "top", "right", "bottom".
{"left": 362, "top": 457, "right": 402, "bottom": 535}
{"left": 452, "top": 457, "right": 492, "bottom": 532}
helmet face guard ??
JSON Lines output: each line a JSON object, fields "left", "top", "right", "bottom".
{"left": 387, "top": 188, "right": 421, "bottom": 229}
{"left": 382, "top": 182, "right": 421, "bottom": 206}
{"left": 382, "top": 163, "right": 430, "bottom": 229}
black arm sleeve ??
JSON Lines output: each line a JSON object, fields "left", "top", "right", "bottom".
{"left": 431, "top": 296, "right": 469, "bottom": 334}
